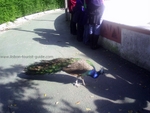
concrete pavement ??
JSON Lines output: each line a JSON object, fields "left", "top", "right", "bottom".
{"left": 0, "top": 9, "right": 150, "bottom": 113}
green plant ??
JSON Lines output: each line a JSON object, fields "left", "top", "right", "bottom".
{"left": 0, "top": 0, "right": 64, "bottom": 24}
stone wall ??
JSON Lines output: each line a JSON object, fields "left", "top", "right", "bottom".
{"left": 99, "top": 20, "right": 150, "bottom": 71}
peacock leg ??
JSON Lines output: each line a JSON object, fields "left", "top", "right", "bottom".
{"left": 73, "top": 75, "right": 82, "bottom": 87}
{"left": 74, "top": 75, "right": 86, "bottom": 86}
{"left": 80, "top": 76, "right": 85, "bottom": 86}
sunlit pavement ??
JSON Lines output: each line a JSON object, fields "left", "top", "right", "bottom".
{"left": 0, "top": 9, "right": 150, "bottom": 113}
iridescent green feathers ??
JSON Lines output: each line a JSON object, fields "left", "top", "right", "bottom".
{"left": 24, "top": 58, "right": 94, "bottom": 75}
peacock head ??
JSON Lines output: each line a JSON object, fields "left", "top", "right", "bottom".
{"left": 89, "top": 68, "right": 104, "bottom": 79}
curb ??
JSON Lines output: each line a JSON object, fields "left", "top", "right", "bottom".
{"left": 0, "top": 8, "right": 64, "bottom": 33}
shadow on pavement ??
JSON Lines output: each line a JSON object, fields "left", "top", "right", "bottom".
{"left": 0, "top": 65, "right": 88, "bottom": 113}
{"left": 6, "top": 13, "right": 150, "bottom": 113}
{"left": 0, "top": 65, "right": 52, "bottom": 113}
{"left": 51, "top": 13, "right": 150, "bottom": 113}
{"left": 18, "top": 72, "right": 77, "bottom": 85}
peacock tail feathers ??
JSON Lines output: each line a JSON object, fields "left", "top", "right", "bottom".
{"left": 24, "top": 58, "right": 95, "bottom": 75}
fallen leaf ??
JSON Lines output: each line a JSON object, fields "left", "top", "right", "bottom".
{"left": 55, "top": 101, "right": 59, "bottom": 105}
{"left": 119, "top": 109, "right": 122, "bottom": 111}
{"left": 57, "top": 41, "right": 62, "bottom": 43}
{"left": 128, "top": 110, "right": 133, "bottom": 113}
{"left": 90, "top": 95, "right": 94, "bottom": 98}
{"left": 13, "top": 104, "right": 17, "bottom": 106}
{"left": 66, "top": 42, "right": 69, "bottom": 44}
{"left": 86, "top": 108, "right": 91, "bottom": 111}
{"left": 76, "top": 101, "right": 80, "bottom": 104}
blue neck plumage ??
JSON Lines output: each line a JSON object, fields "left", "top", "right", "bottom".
{"left": 87, "top": 67, "right": 100, "bottom": 79}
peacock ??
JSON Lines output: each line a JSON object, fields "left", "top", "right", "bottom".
{"left": 24, "top": 58, "right": 104, "bottom": 87}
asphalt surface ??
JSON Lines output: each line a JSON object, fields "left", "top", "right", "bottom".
{"left": 0, "top": 9, "right": 150, "bottom": 113}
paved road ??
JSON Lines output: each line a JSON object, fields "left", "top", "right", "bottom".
{"left": 0, "top": 9, "right": 150, "bottom": 113}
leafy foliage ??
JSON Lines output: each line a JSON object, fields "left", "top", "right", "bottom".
{"left": 0, "top": 0, "right": 64, "bottom": 24}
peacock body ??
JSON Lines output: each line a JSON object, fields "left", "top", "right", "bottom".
{"left": 24, "top": 58, "right": 103, "bottom": 86}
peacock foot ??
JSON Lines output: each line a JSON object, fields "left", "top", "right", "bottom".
{"left": 73, "top": 80, "right": 82, "bottom": 87}
{"left": 100, "top": 67, "right": 104, "bottom": 74}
